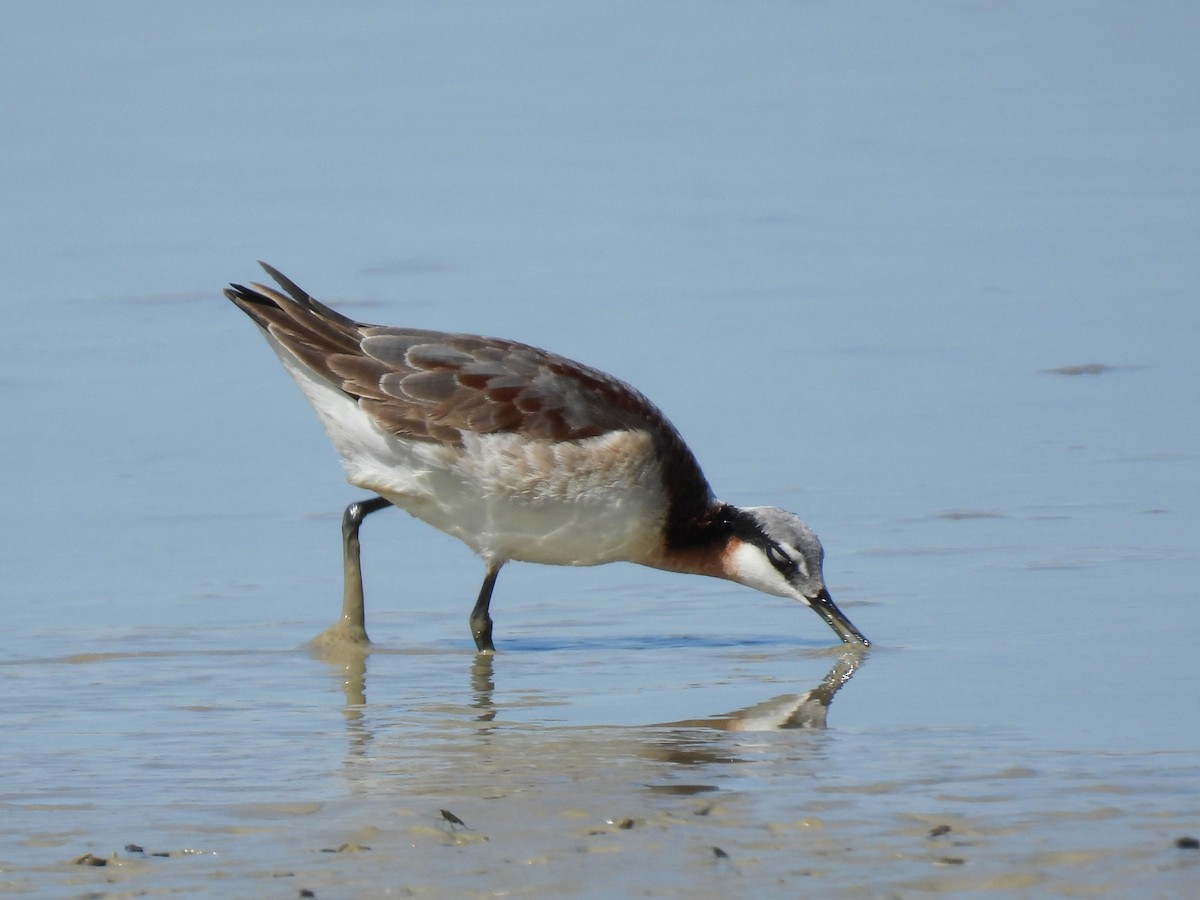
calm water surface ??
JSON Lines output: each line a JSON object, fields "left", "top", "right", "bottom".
{"left": 2, "top": 2, "right": 1198, "bottom": 895}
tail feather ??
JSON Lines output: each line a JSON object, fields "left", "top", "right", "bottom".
{"left": 255, "top": 260, "right": 360, "bottom": 328}
{"left": 224, "top": 264, "right": 365, "bottom": 381}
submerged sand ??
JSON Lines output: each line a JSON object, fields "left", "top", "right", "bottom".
{"left": 5, "top": 645, "right": 1198, "bottom": 897}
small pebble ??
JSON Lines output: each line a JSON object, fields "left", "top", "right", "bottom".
{"left": 300, "top": 891, "right": 316, "bottom": 899}
{"left": 1176, "top": 836, "right": 1199, "bottom": 850}
{"left": 124, "top": 844, "right": 144, "bottom": 854}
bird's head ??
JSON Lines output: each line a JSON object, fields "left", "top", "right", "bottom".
{"left": 724, "top": 506, "right": 869, "bottom": 646}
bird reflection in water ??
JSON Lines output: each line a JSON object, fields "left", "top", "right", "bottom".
{"left": 314, "top": 638, "right": 865, "bottom": 741}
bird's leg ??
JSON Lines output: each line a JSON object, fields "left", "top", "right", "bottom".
{"left": 469, "top": 562, "right": 502, "bottom": 652}
{"left": 311, "top": 495, "right": 391, "bottom": 651}
{"left": 336, "top": 495, "right": 392, "bottom": 643}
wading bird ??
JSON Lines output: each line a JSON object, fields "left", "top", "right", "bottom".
{"left": 225, "top": 264, "right": 868, "bottom": 651}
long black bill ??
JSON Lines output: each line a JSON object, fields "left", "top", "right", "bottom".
{"left": 809, "top": 587, "right": 869, "bottom": 646}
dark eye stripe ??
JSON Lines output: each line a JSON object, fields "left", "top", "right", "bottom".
{"left": 766, "top": 544, "right": 793, "bottom": 572}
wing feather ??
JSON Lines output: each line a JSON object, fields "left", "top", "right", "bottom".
{"left": 225, "top": 263, "right": 716, "bottom": 530}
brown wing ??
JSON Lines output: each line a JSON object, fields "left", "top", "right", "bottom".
{"left": 225, "top": 262, "right": 717, "bottom": 542}
{"left": 225, "top": 263, "right": 694, "bottom": 445}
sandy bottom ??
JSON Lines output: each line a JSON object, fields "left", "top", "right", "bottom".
{"left": 4, "top": 640, "right": 1198, "bottom": 898}
{"left": 11, "top": 737, "right": 1200, "bottom": 898}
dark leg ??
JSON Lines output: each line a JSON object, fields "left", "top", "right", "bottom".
{"left": 469, "top": 562, "right": 503, "bottom": 652}
{"left": 337, "top": 495, "right": 392, "bottom": 642}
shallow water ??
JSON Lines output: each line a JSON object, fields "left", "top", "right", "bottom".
{"left": 2, "top": 1, "right": 1199, "bottom": 896}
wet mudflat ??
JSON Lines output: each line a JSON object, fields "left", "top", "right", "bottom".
{"left": 5, "top": 634, "right": 1199, "bottom": 898}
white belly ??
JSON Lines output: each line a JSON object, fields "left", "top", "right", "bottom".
{"left": 364, "top": 430, "right": 668, "bottom": 568}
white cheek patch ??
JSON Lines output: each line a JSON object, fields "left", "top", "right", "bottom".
{"left": 730, "top": 542, "right": 801, "bottom": 601}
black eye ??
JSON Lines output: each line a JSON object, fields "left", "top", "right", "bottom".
{"left": 766, "top": 543, "right": 793, "bottom": 573}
